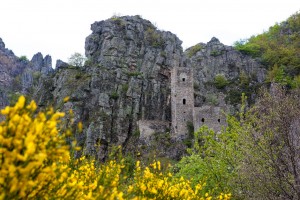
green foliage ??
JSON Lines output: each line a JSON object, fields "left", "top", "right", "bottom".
{"left": 187, "top": 44, "right": 202, "bottom": 58}
{"left": 133, "top": 129, "right": 140, "bottom": 137}
{"left": 176, "top": 87, "right": 300, "bottom": 199}
{"left": 291, "top": 75, "right": 300, "bottom": 88}
{"left": 84, "top": 58, "right": 93, "bottom": 66}
{"left": 32, "top": 71, "right": 42, "bottom": 85}
{"left": 121, "top": 84, "right": 129, "bottom": 93}
{"left": 239, "top": 71, "right": 250, "bottom": 86}
{"left": 233, "top": 40, "right": 261, "bottom": 57}
{"left": 18, "top": 55, "right": 29, "bottom": 62}
{"left": 110, "top": 16, "right": 126, "bottom": 28}
{"left": 225, "top": 90, "right": 241, "bottom": 105}
{"left": 110, "top": 91, "right": 119, "bottom": 100}
{"left": 7, "top": 92, "right": 22, "bottom": 106}
{"left": 236, "top": 86, "right": 300, "bottom": 199}
{"left": 126, "top": 71, "right": 142, "bottom": 77}
{"left": 234, "top": 12, "right": 300, "bottom": 77}
{"left": 1, "top": 97, "right": 232, "bottom": 199}
{"left": 68, "top": 52, "right": 86, "bottom": 68}
{"left": 145, "top": 27, "right": 164, "bottom": 48}
{"left": 75, "top": 74, "right": 81, "bottom": 80}
{"left": 214, "top": 74, "right": 229, "bottom": 89}
{"left": 266, "top": 64, "right": 293, "bottom": 86}
{"left": 175, "top": 123, "right": 241, "bottom": 196}
{"left": 183, "top": 121, "right": 194, "bottom": 147}
{"left": 206, "top": 94, "right": 219, "bottom": 106}
{"left": 210, "top": 50, "right": 223, "bottom": 57}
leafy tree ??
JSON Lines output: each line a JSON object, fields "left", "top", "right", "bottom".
{"left": 18, "top": 55, "right": 29, "bottom": 62}
{"left": 233, "top": 39, "right": 261, "bottom": 57}
{"left": 174, "top": 120, "right": 242, "bottom": 196}
{"left": 175, "top": 87, "right": 300, "bottom": 199}
{"left": 234, "top": 12, "right": 300, "bottom": 77}
{"left": 68, "top": 52, "right": 86, "bottom": 67}
{"left": 237, "top": 85, "right": 300, "bottom": 199}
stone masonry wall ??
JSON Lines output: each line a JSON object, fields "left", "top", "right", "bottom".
{"left": 193, "top": 106, "right": 227, "bottom": 133}
{"left": 171, "top": 67, "right": 194, "bottom": 139}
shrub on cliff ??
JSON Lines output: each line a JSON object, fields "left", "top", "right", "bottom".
{"left": 214, "top": 74, "right": 229, "bottom": 89}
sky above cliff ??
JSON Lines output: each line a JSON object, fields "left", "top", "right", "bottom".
{"left": 0, "top": 0, "right": 299, "bottom": 67}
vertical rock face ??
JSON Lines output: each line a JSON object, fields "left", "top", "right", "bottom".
{"left": 0, "top": 37, "right": 28, "bottom": 109}
{"left": 0, "top": 37, "right": 54, "bottom": 110}
{"left": 186, "top": 37, "right": 266, "bottom": 110}
{"left": 40, "top": 15, "right": 184, "bottom": 159}
{"left": 1, "top": 16, "right": 268, "bottom": 160}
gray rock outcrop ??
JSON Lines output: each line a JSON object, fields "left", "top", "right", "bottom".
{"left": 34, "top": 15, "right": 185, "bottom": 160}
{"left": 0, "top": 37, "right": 54, "bottom": 109}
{"left": 186, "top": 37, "right": 266, "bottom": 109}
{"left": 1, "top": 16, "right": 267, "bottom": 160}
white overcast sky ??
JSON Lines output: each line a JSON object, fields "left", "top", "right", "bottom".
{"left": 0, "top": 0, "right": 299, "bottom": 67}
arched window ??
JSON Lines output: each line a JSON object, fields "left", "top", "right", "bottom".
{"left": 180, "top": 73, "right": 187, "bottom": 83}
{"left": 183, "top": 99, "right": 186, "bottom": 105}
{"left": 201, "top": 118, "right": 205, "bottom": 122}
{"left": 218, "top": 119, "right": 221, "bottom": 123}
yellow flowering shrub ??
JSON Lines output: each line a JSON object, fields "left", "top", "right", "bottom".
{"left": 0, "top": 96, "right": 231, "bottom": 199}
{"left": 0, "top": 96, "right": 69, "bottom": 199}
{"left": 125, "top": 160, "right": 231, "bottom": 200}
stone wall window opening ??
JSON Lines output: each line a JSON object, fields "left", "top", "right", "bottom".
{"left": 201, "top": 118, "right": 205, "bottom": 123}
{"left": 179, "top": 73, "right": 187, "bottom": 83}
{"left": 218, "top": 119, "right": 221, "bottom": 123}
{"left": 183, "top": 99, "right": 186, "bottom": 105}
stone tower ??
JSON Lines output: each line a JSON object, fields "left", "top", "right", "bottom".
{"left": 171, "top": 66, "right": 194, "bottom": 139}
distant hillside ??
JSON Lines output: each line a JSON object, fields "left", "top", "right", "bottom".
{"left": 234, "top": 11, "right": 300, "bottom": 88}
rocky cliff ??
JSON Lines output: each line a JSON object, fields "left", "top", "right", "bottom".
{"left": 1, "top": 15, "right": 267, "bottom": 160}
{"left": 34, "top": 15, "right": 185, "bottom": 160}
{"left": 0, "top": 38, "right": 53, "bottom": 111}
{"left": 187, "top": 37, "right": 266, "bottom": 111}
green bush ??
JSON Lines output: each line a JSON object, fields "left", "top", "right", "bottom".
{"left": 214, "top": 74, "right": 229, "bottom": 89}
{"left": 19, "top": 55, "right": 28, "bottom": 62}
{"left": 121, "top": 84, "right": 129, "bottom": 93}
{"left": 110, "top": 91, "right": 119, "bottom": 100}
{"left": 175, "top": 124, "right": 240, "bottom": 197}
{"left": 233, "top": 40, "right": 261, "bottom": 57}
{"left": 145, "top": 27, "right": 163, "bottom": 47}
{"left": 187, "top": 44, "right": 202, "bottom": 58}
{"left": 206, "top": 94, "right": 219, "bottom": 106}
{"left": 210, "top": 50, "right": 223, "bottom": 57}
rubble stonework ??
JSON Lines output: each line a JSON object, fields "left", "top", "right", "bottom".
{"left": 171, "top": 65, "right": 227, "bottom": 139}
{"left": 171, "top": 66, "right": 194, "bottom": 139}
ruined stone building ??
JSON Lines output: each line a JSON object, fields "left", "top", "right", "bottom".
{"left": 171, "top": 66, "right": 194, "bottom": 139}
{"left": 171, "top": 65, "right": 227, "bottom": 139}
{"left": 138, "top": 64, "right": 227, "bottom": 141}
